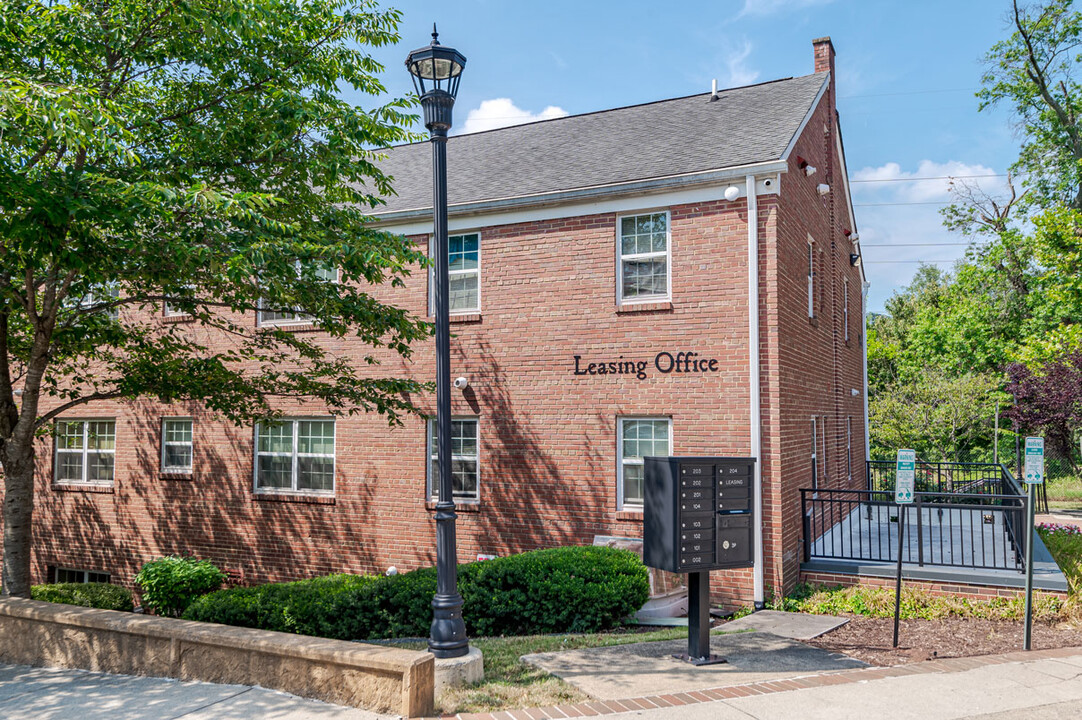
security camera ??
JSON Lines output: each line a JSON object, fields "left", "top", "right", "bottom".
{"left": 805, "top": 165, "right": 817, "bottom": 176}
{"left": 454, "top": 376, "right": 469, "bottom": 389}
{"left": 763, "top": 178, "right": 773, "bottom": 188}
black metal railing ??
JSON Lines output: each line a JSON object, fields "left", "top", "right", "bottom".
{"left": 803, "top": 462, "right": 1028, "bottom": 573}
{"left": 867, "top": 460, "right": 1008, "bottom": 497}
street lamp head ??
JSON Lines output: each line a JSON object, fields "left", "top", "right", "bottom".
{"left": 406, "top": 25, "right": 467, "bottom": 132}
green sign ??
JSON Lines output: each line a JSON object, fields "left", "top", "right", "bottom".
{"left": 895, "top": 449, "right": 915, "bottom": 504}
{"left": 1024, "top": 437, "right": 1044, "bottom": 485}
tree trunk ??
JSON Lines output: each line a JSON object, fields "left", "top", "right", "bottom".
{"left": 1, "top": 436, "right": 36, "bottom": 597}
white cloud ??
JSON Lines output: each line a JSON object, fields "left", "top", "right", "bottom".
{"left": 723, "top": 41, "right": 760, "bottom": 88}
{"left": 851, "top": 159, "right": 1003, "bottom": 203}
{"left": 738, "top": 0, "right": 836, "bottom": 17}
{"left": 460, "top": 98, "right": 569, "bottom": 135}
{"left": 850, "top": 160, "right": 1008, "bottom": 312}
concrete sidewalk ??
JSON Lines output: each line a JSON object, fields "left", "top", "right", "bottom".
{"left": 3, "top": 648, "right": 1081, "bottom": 719}
{"left": 0, "top": 664, "right": 391, "bottom": 720}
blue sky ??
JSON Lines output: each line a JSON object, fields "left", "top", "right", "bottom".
{"left": 357, "top": 0, "right": 1023, "bottom": 313}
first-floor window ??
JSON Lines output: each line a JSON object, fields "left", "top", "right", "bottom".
{"left": 427, "top": 417, "right": 479, "bottom": 501}
{"left": 255, "top": 419, "right": 335, "bottom": 493}
{"left": 618, "top": 417, "right": 671, "bottom": 508}
{"left": 55, "top": 420, "right": 116, "bottom": 485}
{"left": 54, "top": 567, "right": 110, "bottom": 584}
{"left": 846, "top": 416, "right": 853, "bottom": 480}
{"left": 161, "top": 418, "right": 193, "bottom": 473}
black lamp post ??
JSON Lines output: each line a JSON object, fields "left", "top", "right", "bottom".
{"left": 406, "top": 26, "right": 469, "bottom": 660}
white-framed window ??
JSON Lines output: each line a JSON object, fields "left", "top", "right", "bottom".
{"left": 54, "top": 419, "right": 116, "bottom": 485}
{"left": 258, "top": 262, "right": 337, "bottom": 326}
{"left": 807, "top": 237, "right": 815, "bottom": 318}
{"left": 811, "top": 416, "right": 819, "bottom": 490}
{"left": 54, "top": 567, "right": 111, "bottom": 584}
{"left": 618, "top": 212, "right": 671, "bottom": 303}
{"left": 82, "top": 284, "right": 120, "bottom": 321}
{"left": 846, "top": 416, "right": 853, "bottom": 481}
{"left": 427, "top": 417, "right": 480, "bottom": 501}
{"left": 430, "top": 232, "right": 481, "bottom": 314}
{"left": 844, "top": 277, "right": 850, "bottom": 341}
{"left": 161, "top": 418, "right": 193, "bottom": 473}
{"left": 617, "top": 417, "right": 672, "bottom": 508}
{"left": 254, "top": 419, "right": 335, "bottom": 493}
{"left": 164, "top": 284, "right": 196, "bottom": 318}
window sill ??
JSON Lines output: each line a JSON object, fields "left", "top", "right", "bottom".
{"left": 52, "top": 483, "right": 115, "bottom": 494}
{"left": 251, "top": 492, "right": 336, "bottom": 505}
{"left": 616, "top": 509, "right": 644, "bottom": 521}
{"left": 425, "top": 500, "right": 481, "bottom": 513}
{"left": 260, "top": 322, "right": 320, "bottom": 333}
{"left": 616, "top": 301, "right": 673, "bottom": 314}
{"left": 449, "top": 314, "right": 482, "bottom": 324}
{"left": 162, "top": 314, "right": 195, "bottom": 324}
{"left": 160, "top": 472, "right": 194, "bottom": 481}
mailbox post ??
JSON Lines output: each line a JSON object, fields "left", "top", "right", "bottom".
{"left": 643, "top": 456, "right": 756, "bottom": 665}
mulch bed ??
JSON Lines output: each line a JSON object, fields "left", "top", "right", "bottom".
{"left": 805, "top": 615, "right": 1082, "bottom": 666}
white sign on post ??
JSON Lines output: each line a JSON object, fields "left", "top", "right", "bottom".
{"left": 1024, "top": 437, "right": 1045, "bottom": 485}
{"left": 895, "top": 449, "right": 916, "bottom": 504}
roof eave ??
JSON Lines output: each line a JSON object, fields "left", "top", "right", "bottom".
{"left": 371, "top": 159, "right": 790, "bottom": 226}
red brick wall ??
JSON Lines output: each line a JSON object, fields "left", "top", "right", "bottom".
{"left": 29, "top": 196, "right": 774, "bottom": 599}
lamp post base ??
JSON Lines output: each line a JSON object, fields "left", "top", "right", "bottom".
{"left": 434, "top": 646, "right": 485, "bottom": 693}
{"left": 429, "top": 591, "right": 469, "bottom": 659}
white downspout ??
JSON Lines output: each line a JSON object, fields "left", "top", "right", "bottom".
{"left": 862, "top": 280, "right": 871, "bottom": 462}
{"left": 747, "top": 175, "right": 764, "bottom": 608}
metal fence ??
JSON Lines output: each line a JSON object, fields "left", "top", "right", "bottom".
{"left": 802, "top": 462, "right": 1028, "bottom": 572}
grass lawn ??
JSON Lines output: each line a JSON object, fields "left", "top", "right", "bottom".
{"left": 1047, "top": 475, "right": 1082, "bottom": 503}
{"left": 1039, "top": 525, "right": 1082, "bottom": 622}
{"left": 393, "top": 626, "right": 685, "bottom": 714}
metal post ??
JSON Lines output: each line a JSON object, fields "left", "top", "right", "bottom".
{"left": 893, "top": 507, "right": 906, "bottom": 648}
{"left": 427, "top": 121, "right": 469, "bottom": 660}
{"left": 688, "top": 571, "right": 710, "bottom": 661}
{"left": 994, "top": 403, "right": 1000, "bottom": 467}
{"left": 1023, "top": 482, "right": 1035, "bottom": 651}
{"left": 915, "top": 495, "right": 924, "bottom": 567}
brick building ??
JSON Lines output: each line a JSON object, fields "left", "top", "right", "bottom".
{"left": 27, "top": 37, "right": 867, "bottom": 608}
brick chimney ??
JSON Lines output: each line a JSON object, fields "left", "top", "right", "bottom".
{"left": 813, "top": 36, "right": 835, "bottom": 76}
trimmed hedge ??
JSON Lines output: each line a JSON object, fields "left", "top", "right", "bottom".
{"left": 184, "top": 546, "right": 649, "bottom": 639}
{"left": 135, "top": 556, "right": 226, "bottom": 617}
{"left": 31, "top": 582, "right": 135, "bottom": 612}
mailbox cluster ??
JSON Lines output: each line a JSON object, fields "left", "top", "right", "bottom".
{"left": 643, "top": 456, "right": 756, "bottom": 573}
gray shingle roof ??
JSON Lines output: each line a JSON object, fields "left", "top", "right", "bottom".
{"left": 370, "top": 73, "right": 827, "bottom": 216}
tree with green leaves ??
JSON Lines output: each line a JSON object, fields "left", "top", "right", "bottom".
{"left": 981, "top": 0, "right": 1082, "bottom": 210}
{"left": 0, "top": 1, "right": 430, "bottom": 597}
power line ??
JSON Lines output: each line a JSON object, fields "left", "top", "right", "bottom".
{"left": 839, "top": 87, "right": 976, "bottom": 99}
{"left": 850, "top": 174, "right": 1006, "bottom": 183}
{"left": 854, "top": 201, "right": 952, "bottom": 207}
{"left": 861, "top": 242, "right": 971, "bottom": 247}
{"left": 863, "top": 259, "right": 957, "bottom": 264}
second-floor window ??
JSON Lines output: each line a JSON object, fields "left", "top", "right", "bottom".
{"left": 431, "top": 233, "right": 481, "bottom": 314}
{"left": 807, "top": 238, "right": 815, "bottom": 318}
{"left": 618, "top": 212, "right": 670, "bottom": 303}
{"left": 259, "top": 262, "right": 337, "bottom": 326}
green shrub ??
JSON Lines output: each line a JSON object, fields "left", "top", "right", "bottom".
{"left": 184, "top": 546, "right": 649, "bottom": 640}
{"left": 31, "top": 582, "right": 134, "bottom": 612}
{"left": 135, "top": 556, "right": 226, "bottom": 617}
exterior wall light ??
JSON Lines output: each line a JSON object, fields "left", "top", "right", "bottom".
{"left": 817, "top": 183, "right": 831, "bottom": 196}
{"left": 724, "top": 185, "right": 741, "bottom": 201}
